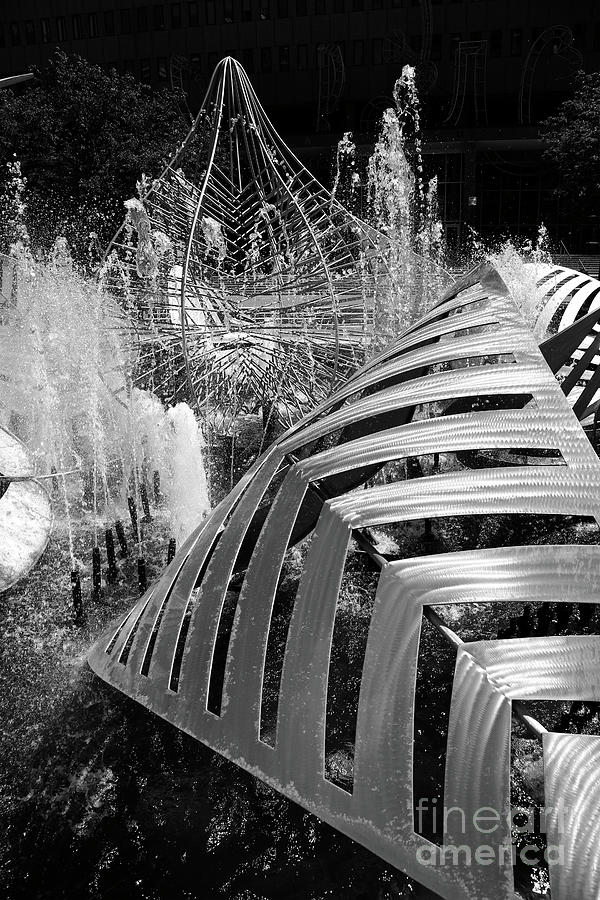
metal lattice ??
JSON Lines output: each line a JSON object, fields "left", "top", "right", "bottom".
{"left": 101, "top": 57, "right": 391, "bottom": 425}
{"left": 90, "top": 261, "right": 600, "bottom": 899}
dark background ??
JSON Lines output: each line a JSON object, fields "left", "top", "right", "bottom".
{"left": 0, "top": 2, "right": 598, "bottom": 254}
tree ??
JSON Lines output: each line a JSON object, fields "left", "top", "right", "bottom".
{"left": 0, "top": 51, "right": 202, "bottom": 264}
{"left": 540, "top": 70, "right": 600, "bottom": 218}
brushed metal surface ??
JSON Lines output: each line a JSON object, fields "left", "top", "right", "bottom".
{"left": 89, "top": 262, "right": 600, "bottom": 898}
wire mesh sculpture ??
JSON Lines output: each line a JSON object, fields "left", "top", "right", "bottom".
{"left": 89, "top": 261, "right": 600, "bottom": 899}
{"left": 101, "top": 57, "right": 391, "bottom": 426}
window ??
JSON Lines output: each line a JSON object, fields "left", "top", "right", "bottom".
{"left": 137, "top": 6, "right": 148, "bottom": 31}
{"left": 121, "top": 9, "right": 132, "bottom": 33}
{"left": 104, "top": 11, "right": 115, "bottom": 35}
{"left": 206, "top": 1, "right": 216, "bottom": 24}
{"left": 279, "top": 45, "right": 290, "bottom": 70}
{"left": 72, "top": 15, "right": 82, "bottom": 39}
{"left": 242, "top": 48, "right": 254, "bottom": 71}
{"left": 171, "top": 3, "right": 182, "bottom": 27}
{"left": 334, "top": 0, "right": 345, "bottom": 9}
{"left": 242, "top": 0, "right": 253, "bottom": 20}
{"left": 315, "top": 0, "right": 326, "bottom": 13}
{"left": 141, "top": 59, "right": 152, "bottom": 82}
{"left": 510, "top": 28, "right": 522, "bottom": 56}
{"left": 260, "top": 0, "right": 271, "bottom": 19}
{"left": 225, "top": 0, "right": 234, "bottom": 22}
{"left": 154, "top": 5, "right": 165, "bottom": 29}
{"left": 56, "top": 17, "right": 67, "bottom": 41}
{"left": 372, "top": 37, "right": 383, "bottom": 64}
{"left": 277, "top": 0, "right": 288, "bottom": 15}
{"left": 352, "top": 38, "right": 364, "bottom": 65}
{"left": 261, "top": 46, "right": 272, "bottom": 71}
{"left": 372, "top": 0, "right": 383, "bottom": 7}
{"left": 297, "top": 43, "right": 308, "bottom": 68}
{"left": 489, "top": 29, "right": 502, "bottom": 57}
{"left": 25, "top": 20, "right": 35, "bottom": 44}
{"left": 208, "top": 50, "right": 219, "bottom": 70}
{"left": 352, "top": 0, "right": 364, "bottom": 9}
{"left": 157, "top": 57, "right": 168, "bottom": 79}
{"left": 572, "top": 23, "right": 585, "bottom": 50}
{"left": 297, "top": 0, "right": 307, "bottom": 14}
{"left": 10, "top": 22, "right": 20, "bottom": 46}
{"left": 188, "top": 2, "right": 199, "bottom": 25}
{"left": 190, "top": 53, "right": 201, "bottom": 71}
{"left": 89, "top": 13, "right": 99, "bottom": 38}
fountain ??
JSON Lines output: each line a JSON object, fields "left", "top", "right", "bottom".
{"left": 0, "top": 164, "right": 210, "bottom": 612}
{"left": 4, "top": 52, "right": 600, "bottom": 900}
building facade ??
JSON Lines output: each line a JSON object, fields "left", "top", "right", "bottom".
{"left": 1, "top": 0, "right": 599, "bottom": 252}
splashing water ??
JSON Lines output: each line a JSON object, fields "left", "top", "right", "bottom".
{"left": 0, "top": 166, "right": 212, "bottom": 587}
{"left": 489, "top": 226, "right": 553, "bottom": 329}
{"left": 167, "top": 403, "right": 210, "bottom": 543}
{"left": 365, "top": 64, "right": 448, "bottom": 349}
{"left": 128, "top": 390, "right": 210, "bottom": 544}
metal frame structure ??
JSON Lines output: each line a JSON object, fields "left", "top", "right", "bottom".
{"left": 90, "top": 261, "right": 600, "bottom": 899}
{"left": 101, "top": 57, "right": 392, "bottom": 425}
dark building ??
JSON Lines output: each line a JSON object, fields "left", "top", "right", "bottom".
{"left": 1, "top": 1, "right": 599, "bottom": 252}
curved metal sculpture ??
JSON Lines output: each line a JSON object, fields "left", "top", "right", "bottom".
{"left": 0, "top": 426, "right": 52, "bottom": 591}
{"left": 534, "top": 264, "right": 600, "bottom": 428}
{"left": 102, "top": 57, "right": 390, "bottom": 425}
{"left": 90, "top": 261, "right": 600, "bottom": 898}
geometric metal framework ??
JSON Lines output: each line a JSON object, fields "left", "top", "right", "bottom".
{"left": 535, "top": 264, "right": 600, "bottom": 427}
{"left": 101, "top": 58, "right": 391, "bottom": 425}
{"left": 89, "top": 262, "right": 600, "bottom": 899}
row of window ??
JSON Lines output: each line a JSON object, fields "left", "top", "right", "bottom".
{"left": 112, "top": 45, "right": 314, "bottom": 80}
{"left": 2, "top": 7, "right": 598, "bottom": 50}
{"left": 107, "top": 23, "right": 573, "bottom": 84}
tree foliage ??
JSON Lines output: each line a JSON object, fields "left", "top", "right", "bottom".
{"left": 0, "top": 51, "right": 198, "bottom": 263}
{"left": 540, "top": 70, "right": 600, "bottom": 216}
